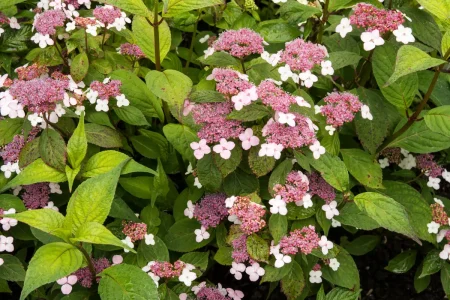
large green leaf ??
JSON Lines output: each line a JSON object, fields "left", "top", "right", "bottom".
{"left": 256, "top": 20, "right": 301, "bottom": 43}
{"left": 70, "top": 52, "right": 89, "bottom": 82}
{"left": 420, "top": 250, "right": 443, "bottom": 278}
{"left": 84, "top": 123, "right": 123, "bottom": 148}
{"left": 20, "top": 243, "right": 83, "bottom": 300}
{"left": 39, "top": 129, "right": 66, "bottom": 172}
{"left": 416, "top": 0, "right": 450, "bottom": 21}
{"left": 385, "top": 250, "right": 417, "bottom": 273}
{"left": 67, "top": 113, "right": 87, "bottom": 169}
{"left": 114, "top": 106, "right": 149, "bottom": 126}
{"left": 8, "top": 209, "right": 67, "bottom": 239}
{"left": 306, "top": 152, "right": 348, "bottom": 192}
{"left": 334, "top": 202, "right": 379, "bottom": 231}
{"left": 164, "top": 0, "right": 224, "bottom": 17}
{"left": 424, "top": 106, "right": 450, "bottom": 137}
{"left": 137, "top": 236, "right": 169, "bottom": 267}
{"left": 96, "top": 0, "right": 150, "bottom": 17}
{"left": 341, "top": 149, "right": 383, "bottom": 189}
{"left": 163, "top": 124, "right": 197, "bottom": 163}
{"left": 418, "top": 71, "right": 450, "bottom": 106}
{"left": 0, "top": 118, "right": 23, "bottom": 146}
{"left": 197, "top": 153, "right": 222, "bottom": 191}
{"left": 164, "top": 219, "right": 214, "bottom": 252}
{"left": 280, "top": 261, "right": 305, "bottom": 299}
{"left": 441, "top": 263, "right": 450, "bottom": 297}
{"left": 0, "top": 254, "right": 25, "bottom": 282}
{"left": 322, "top": 247, "right": 359, "bottom": 290}
{"left": 246, "top": 234, "right": 269, "bottom": 262}
{"left": 328, "top": 51, "right": 361, "bottom": 70}
{"left": 223, "top": 169, "right": 259, "bottom": 196}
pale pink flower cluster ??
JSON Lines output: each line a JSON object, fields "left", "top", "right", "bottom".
{"left": 118, "top": 43, "right": 146, "bottom": 59}
{"left": 350, "top": 3, "right": 404, "bottom": 34}
{"left": 308, "top": 172, "right": 336, "bottom": 203}
{"left": 279, "top": 226, "right": 320, "bottom": 255}
{"left": 34, "top": 9, "right": 66, "bottom": 35}
{"left": 320, "top": 92, "right": 362, "bottom": 128}
{"left": 145, "top": 260, "right": 185, "bottom": 278}
{"left": 122, "top": 221, "right": 147, "bottom": 242}
{"left": 207, "top": 68, "right": 253, "bottom": 96}
{"left": 193, "top": 193, "right": 229, "bottom": 229}
{"left": 93, "top": 5, "right": 122, "bottom": 25}
{"left": 89, "top": 80, "right": 121, "bottom": 100}
{"left": 228, "top": 196, "right": 266, "bottom": 235}
{"left": 21, "top": 183, "right": 51, "bottom": 209}
{"left": 280, "top": 39, "right": 328, "bottom": 72}
{"left": 273, "top": 171, "right": 310, "bottom": 205}
{"left": 416, "top": 154, "right": 443, "bottom": 178}
{"left": 256, "top": 80, "right": 297, "bottom": 113}
{"left": 431, "top": 203, "right": 448, "bottom": 226}
{"left": 74, "top": 257, "right": 111, "bottom": 288}
{"left": 231, "top": 234, "right": 250, "bottom": 263}
{"left": 16, "top": 63, "right": 49, "bottom": 81}
{"left": 212, "top": 29, "right": 265, "bottom": 58}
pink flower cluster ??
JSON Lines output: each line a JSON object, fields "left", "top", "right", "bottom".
{"left": 308, "top": 172, "right": 335, "bottom": 203}
{"left": 122, "top": 221, "right": 147, "bottom": 242}
{"left": 0, "top": 12, "right": 8, "bottom": 25}
{"left": 320, "top": 92, "right": 362, "bottom": 128}
{"left": 119, "top": 43, "right": 146, "bottom": 59}
{"left": 279, "top": 226, "right": 320, "bottom": 255}
{"left": 257, "top": 80, "right": 297, "bottom": 113}
{"left": 149, "top": 260, "right": 185, "bottom": 278}
{"left": 262, "top": 114, "right": 317, "bottom": 149}
{"left": 16, "top": 64, "right": 48, "bottom": 81}
{"left": 196, "top": 287, "right": 228, "bottom": 300}
{"left": 193, "top": 193, "right": 229, "bottom": 229}
{"left": 431, "top": 203, "right": 448, "bottom": 226}
{"left": 93, "top": 6, "right": 122, "bottom": 24}
{"left": 228, "top": 196, "right": 266, "bottom": 235}
{"left": 34, "top": 10, "right": 66, "bottom": 35}
{"left": 350, "top": 3, "right": 404, "bottom": 34}
{"left": 416, "top": 154, "right": 443, "bottom": 178}
{"left": 208, "top": 68, "right": 253, "bottom": 96}
{"left": 231, "top": 234, "right": 250, "bottom": 263}
{"left": 65, "top": 0, "right": 82, "bottom": 9}
{"left": 9, "top": 78, "right": 68, "bottom": 113}
{"left": 273, "top": 171, "right": 309, "bottom": 203}
{"left": 74, "top": 257, "right": 111, "bottom": 288}
{"left": 380, "top": 148, "right": 402, "bottom": 164}
{"left": 212, "top": 29, "right": 264, "bottom": 58}
{"left": 22, "top": 183, "right": 50, "bottom": 209}
{"left": 0, "top": 135, "right": 24, "bottom": 164}
{"left": 75, "top": 17, "right": 98, "bottom": 28}
{"left": 90, "top": 80, "right": 121, "bottom": 100}
{"left": 280, "top": 39, "right": 328, "bottom": 72}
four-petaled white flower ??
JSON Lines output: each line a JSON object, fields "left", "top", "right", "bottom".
{"left": 66, "top": 21, "right": 76, "bottom": 32}
{"left": 28, "top": 113, "right": 43, "bottom": 126}
{"left": 49, "top": 183, "right": 62, "bottom": 194}
{"left": 278, "top": 65, "right": 294, "bottom": 82}
{"left": 438, "top": 229, "right": 449, "bottom": 243}
{"left": 262, "top": 51, "right": 282, "bottom": 66}
{"left": 427, "top": 221, "right": 440, "bottom": 234}
{"left": 295, "top": 96, "right": 311, "bottom": 108}
{"left": 269, "top": 195, "right": 288, "bottom": 215}
{"left": 57, "top": 275, "right": 78, "bottom": 295}
{"left": 145, "top": 233, "right": 155, "bottom": 245}
{"left": 442, "top": 169, "right": 450, "bottom": 183}
{"left": 393, "top": 25, "right": 415, "bottom": 44}
{"left": 322, "top": 201, "right": 339, "bottom": 220}
{"left": 434, "top": 198, "right": 445, "bottom": 207}
{"left": 361, "top": 30, "right": 385, "bottom": 51}
{"left": 379, "top": 158, "right": 389, "bottom": 169}
{"left": 0, "top": 209, "right": 17, "bottom": 231}
{"left": 55, "top": 104, "right": 66, "bottom": 117}
{"left": 439, "top": 244, "right": 450, "bottom": 260}
{"left": 399, "top": 154, "right": 416, "bottom": 170}
{"left": 179, "top": 264, "right": 197, "bottom": 286}
{"left": 331, "top": 218, "right": 341, "bottom": 228}
{"left": 1, "top": 162, "right": 20, "bottom": 179}
{"left": 190, "top": 139, "right": 211, "bottom": 160}
{"left": 86, "top": 90, "right": 98, "bottom": 104}
{"left": 63, "top": 93, "right": 77, "bottom": 107}
{"left": 336, "top": 18, "right": 353, "bottom": 38}
{"left": 95, "top": 99, "right": 109, "bottom": 112}
{"left": 9, "top": 17, "right": 20, "bottom": 29}
{"left": 194, "top": 177, "right": 202, "bottom": 189}
{"left": 321, "top": 60, "right": 334, "bottom": 76}
{"left": 361, "top": 104, "right": 373, "bottom": 120}
{"left": 428, "top": 177, "right": 441, "bottom": 190}
{"left": 329, "top": 258, "right": 340, "bottom": 271}
{"left": 64, "top": 4, "right": 79, "bottom": 19}
{"left": 309, "top": 270, "right": 322, "bottom": 283}
{"left": 318, "top": 235, "right": 334, "bottom": 255}
{"left": 259, "top": 143, "right": 284, "bottom": 159}
{"left": 0, "top": 235, "right": 14, "bottom": 252}
{"left": 325, "top": 125, "right": 336, "bottom": 136}
{"left": 277, "top": 112, "right": 296, "bottom": 127}
{"left": 239, "top": 128, "right": 260, "bottom": 150}
{"left": 225, "top": 196, "right": 237, "bottom": 208}
{"left": 199, "top": 34, "right": 210, "bottom": 43}
{"left": 86, "top": 24, "right": 99, "bottom": 36}
{"left": 227, "top": 288, "right": 244, "bottom": 300}
{"left": 116, "top": 94, "right": 130, "bottom": 107}
{"left": 230, "top": 262, "right": 246, "bottom": 280}
{"left": 44, "top": 201, "right": 59, "bottom": 211}
{"left": 246, "top": 262, "right": 265, "bottom": 282}
{"left": 185, "top": 163, "right": 193, "bottom": 175}
{"left": 121, "top": 236, "right": 134, "bottom": 253}
{"left": 299, "top": 70, "right": 318, "bottom": 88}
{"left": 213, "top": 138, "right": 235, "bottom": 160}
{"left": 75, "top": 105, "right": 85, "bottom": 116}
{"left": 31, "top": 33, "right": 54, "bottom": 48}
{"left": 231, "top": 86, "right": 258, "bottom": 110}
{"left": 309, "top": 141, "right": 325, "bottom": 159}
{"left": 0, "top": 74, "right": 8, "bottom": 88}
{"left": 184, "top": 200, "right": 195, "bottom": 219}
{"left": 191, "top": 281, "right": 206, "bottom": 294}
{"left": 204, "top": 47, "right": 215, "bottom": 58}
{"left": 194, "top": 226, "right": 210, "bottom": 243}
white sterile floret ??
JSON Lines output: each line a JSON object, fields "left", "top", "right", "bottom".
{"left": 329, "top": 258, "right": 340, "bottom": 271}
{"left": 86, "top": 90, "right": 98, "bottom": 103}
{"left": 309, "top": 270, "right": 322, "bottom": 283}
{"left": 428, "top": 177, "right": 441, "bottom": 190}
{"left": 259, "top": 143, "right": 284, "bottom": 159}
{"left": 9, "top": 17, "right": 20, "bottom": 29}
{"left": 261, "top": 51, "right": 281, "bottom": 66}
{"left": 190, "top": 139, "right": 211, "bottom": 160}
{"left": 299, "top": 70, "right": 318, "bottom": 88}
{"left": 272, "top": 0, "right": 287, "bottom": 3}
{"left": 434, "top": 198, "right": 445, "bottom": 207}
{"left": 121, "top": 236, "right": 134, "bottom": 253}
{"left": 75, "top": 105, "right": 85, "bottom": 116}
{"left": 361, "top": 30, "right": 385, "bottom": 51}
{"left": 231, "top": 86, "right": 258, "bottom": 110}
{"left": 145, "top": 233, "right": 155, "bottom": 245}
{"left": 393, "top": 25, "right": 415, "bottom": 44}
{"left": 322, "top": 200, "right": 339, "bottom": 219}
{"left": 278, "top": 65, "right": 294, "bottom": 82}
{"left": 0, "top": 209, "right": 18, "bottom": 231}
{"left": 63, "top": 93, "right": 77, "bottom": 107}
{"left": 0, "top": 74, "right": 8, "bottom": 88}
{"left": 0, "top": 235, "right": 14, "bottom": 252}
{"left": 277, "top": 112, "right": 296, "bottom": 127}
{"left": 194, "top": 226, "right": 210, "bottom": 243}
{"left": 1, "top": 162, "right": 20, "bottom": 179}
{"left": 269, "top": 195, "right": 288, "bottom": 215}
{"left": 213, "top": 139, "right": 235, "bottom": 160}
{"left": 309, "top": 141, "right": 325, "bottom": 159}
{"left": 437, "top": 229, "right": 449, "bottom": 243}
{"left": 439, "top": 244, "right": 450, "bottom": 260}
{"left": 399, "top": 154, "right": 416, "bottom": 170}
{"left": 246, "top": 262, "right": 265, "bottom": 282}
{"left": 336, "top": 18, "right": 353, "bottom": 38}
{"left": 427, "top": 221, "right": 440, "bottom": 234}
{"left": 95, "top": 99, "right": 109, "bottom": 112}
{"left": 325, "top": 125, "right": 336, "bottom": 136}
{"left": 66, "top": 21, "right": 76, "bottom": 32}
{"left": 57, "top": 275, "right": 78, "bottom": 295}
{"left": 230, "top": 262, "right": 246, "bottom": 280}
{"left": 31, "top": 33, "right": 54, "bottom": 48}
{"left": 321, "top": 60, "right": 334, "bottom": 76}
{"left": 116, "top": 94, "right": 130, "bottom": 107}
{"left": 185, "top": 163, "right": 193, "bottom": 175}
{"left": 295, "top": 96, "right": 311, "bottom": 108}
{"left": 28, "top": 113, "right": 43, "bottom": 126}
{"left": 194, "top": 177, "right": 202, "bottom": 189}
{"left": 191, "top": 281, "right": 206, "bottom": 294}
{"left": 379, "top": 158, "right": 389, "bottom": 169}
{"left": 295, "top": 193, "right": 313, "bottom": 208}
{"left": 55, "top": 103, "right": 66, "bottom": 117}
{"left": 331, "top": 218, "right": 341, "bottom": 228}
{"left": 86, "top": 24, "right": 99, "bottom": 36}
{"left": 179, "top": 264, "right": 197, "bottom": 286}
{"left": 225, "top": 196, "right": 237, "bottom": 208}
{"left": 44, "top": 201, "right": 59, "bottom": 211}
{"left": 314, "top": 105, "right": 323, "bottom": 114}
{"left": 361, "top": 104, "right": 373, "bottom": 120}
{"left": 199, "top": 34, "right": 210, "bottom": 43}
{"left": 318, "top": 236, "right": 334, "bottom": 255}
{"left": 204, "top": 47, "right": 215, "bottom": 58}
{"left": 239, "top": 128, "right": 260, "bottom": 150}
{"left": 442, "top": 169, "right": 450, "bottom": 183}
{"left": 184, "top": 200, "right": 195, "bottom": 219}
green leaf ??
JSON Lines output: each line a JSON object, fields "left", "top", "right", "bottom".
{"left": 0, "top": 194, "right": 26, "bottom": 212}
{"left": 328, "top": 51, "right": 361, "bottom": 70}
{"left": 386, "top": 45, "right": 445, "bottom": 86}
{"left": 334, "top": 202, "right": 379, "bottom": 231}
{"left": 387, "top": 119, "right": 450, "bottom": 153}
{"left": 0, "top": 118, "right": 23, "bottom": 146}
{"left": 130, "top": 135, "right": 162, "bottom": 159}
{"left": 110, "top": 70, "right": 163, "bottom": 121}
{"left": 414, "top": 262, "right": 431, "bottom": 293}
{"left": 425, "top": 106, "right": 450, "bottom": 137}
{"left": 137, "top": 236, "right": 169, "bottom": 266}
{"left": 179, "top": 252, "right": 209, "bottom": 271}
{"left": 214, "top": 247, "right": 233, "bottom": 266}
{"left": 385, "top": 250, "right": 417, "bottom": 273}
{"left": 328, "top": 0, "right": 353, "bottom": 11}
{"left": 354, "top": 192, "right": 419, "bottom": 242}
{"left": 325, "top": 287, "right": 360, "bottom": 300}
{"left": 114, "top": 106, "right": 149, "bottom": 126}
{"left": 70, "top": 52, "right": 89, "bottom": 82}
{"left": 84, "top": 123, "right": 123, "bottom": 148}
{"left": 213, "top": 147, "right": 242, "bottom": 177}
{"left": 98, "top": 264, "right": 158, "bottom": 300}
{"left": 18, "top": 137, "right": 40, "bottom": 169}
{"left": 95, "top": 0, "right": 150, "bottom": 16}
{"left": 416, "top": 0, "right": 450, "bottom": 21}
{"left": 164, "top": 0, "right": 224, "bottom": 17}
{"left": 418, "top": 71, "right": 450, "bottom": 106}
{"left": 228, "top": 104, "right": 270, "bottom": 122}
{"left": 164, "top": 219, "right": 214, "bottom": 252}
{"left": 120, "top": 176, "right": 152, "bottom": 199}
{"left": 133, "top": 15, "right": 171, "bottom": 64}
{"left": 65, "top": 161, "right": 127, "bottom": 233}
{"left": 317, "top": 285, "right": 326, "bottom": 300}
{"left": 268, "top": 160, "right": 293, "bottom": 195}
{"left": 343, "top": 235, "right": 380, "bottom": 256}
{"left": 146, "top": 70, "right": 192, "bottom": 110}
{"left": 373, "top": 42, "right": 418, "bottom": 108}
{"left": 256, "top": 20, "right": 301, "bottom": 43}
{"left": 286, "top": 202, "right": 317, "bottom": 220}
{"left": 322, "top": 247, "right": 360, "bottom": 290}
{"left": 0, "top": 159, "right": 67, "bottom": 193}
{"left": 0, "top": 254, "right": 25, "bottom": 281}
{"left": 190, "top": 90, "right": 226, "bottom": 103}
{"left": 261, "top": 263, "right": 292, "bottom": 283}
{"left": 223, "top": 168, "right": 259, "bottom": 196}
{"left": 246, "top": 234, "right": 269, "bottom": 262}
{"left": 67, "top": 112, "right": 87, "bottom": 169}
{"left": 163, "top": 124, "right": 197, "bottom": 163}
{"left": 71, "top": 222, "right": 135, "bottom": 252}
{"left": 306, "top": 152, "right": 348, "bottom": 192}
{"left": 39, "top": 129, "right": 66, "bottom": 172}
{"left": 401, "top": 8, "right": 442, "bottom": 52}
{"left": 152, "top": 159, "right": 170, "bottom": 206}
{"left": 280, "top": 261, "right": 305, "bottom": 299}
{"left": 269, "top": 214, "right": 288, "bottom": 244}
{"left": 420, "top": 250, "right": 444, "bottom": 278}
{"left": 248, "top": 146, "right": 276, "bottom": 177}
{"left": 441, "top": 263, "right": 450, "bottom": 297}
{"left": 341, "top": 149, "right": 383, "bottom": 189}
{"left": 442, "top": 31, "right": 450, "bottom": 56}
{"left": 197, "top": 153, "right": 222, "bottom": 191}
{"left": 8, "top": 209, "right": 67, "bottom": 238}
{"left": 277, "top": 1, "right": 321, "bottom": 25}
{"left": 20, "top": 243, "right": 83, "bottom": 300}
{"left": 197, "top": 51, "right": 239, "bottom": 67}
{"left": 110, "top": 197, "right": 141, "bottom": 222}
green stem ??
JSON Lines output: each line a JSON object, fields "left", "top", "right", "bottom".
{"left": 84, "top": 29, "right": 89, "bottom": 55}
{"left": 101, "top": 29, "right": 107, "bottom": 51}
{"left": 185, "top": 11, "right": 200, "bottom": 70}
{"left": 388, "top": 0, "right": 393, "bottom": 9}
{"left": 153, "top": 0, "right": 161, "bottom": 72}
{"left": 376, "top": 49, "right": 450, "bottom": 153}
{"left": 77, "top": 245, "right": 96, "bottom": 279}
{"left": 53, "top": 37, "right": 67, "bottom": 67}
{"left": 355, "top": 49, "right": 374, "bottom": 84}
{"left": 240, "top": 59, "right": 246, "bottom": 74}
{"left": 317, "top": 0, "right": 330, "bottom": 44}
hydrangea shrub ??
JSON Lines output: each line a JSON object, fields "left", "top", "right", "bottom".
{"left": 0, "top": 0, "right": 450, "bottom": 299}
